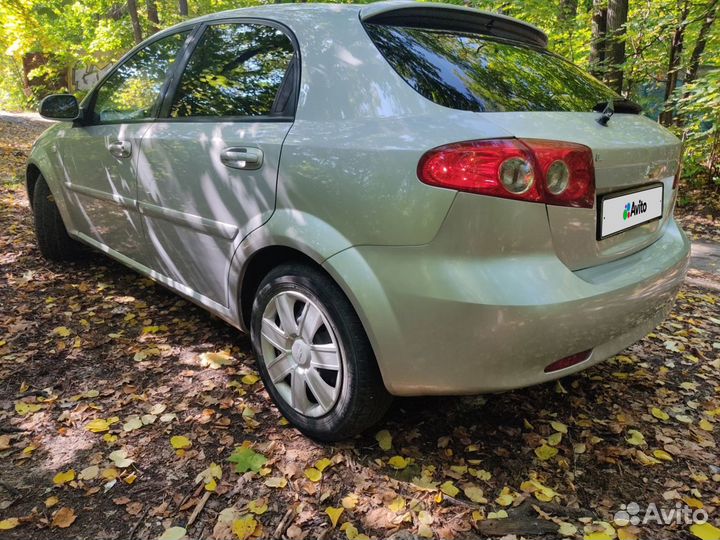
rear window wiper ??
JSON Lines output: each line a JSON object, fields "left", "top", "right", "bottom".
{"left": 592, "top": 98, "right": 642, "bottom": 115}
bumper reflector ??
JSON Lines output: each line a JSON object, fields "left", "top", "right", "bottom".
{"left": 544, "top": 350, "right": 592, "bottom": 373}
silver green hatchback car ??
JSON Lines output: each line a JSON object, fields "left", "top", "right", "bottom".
{"left": 28, "top": 2, "right": 690, "bottom": 440}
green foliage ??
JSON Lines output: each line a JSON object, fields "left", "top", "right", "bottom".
{"left": 228, "top": 446, "right": 268, "bottom": 473}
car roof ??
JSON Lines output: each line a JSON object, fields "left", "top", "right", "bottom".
{"left": 177, "top": 1, "right": 547, "bottom": 48}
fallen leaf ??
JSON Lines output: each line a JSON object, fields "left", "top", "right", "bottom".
{"left": 158, "top": 526, "right": 187, "bottom": 540}
{"left": 388, "top": 455, "right": 409, "bottom": 469}
{"left": 305, "top": 468, "right": 322, "bottom": 482}
{"left": 51, "top": 507, "right": 76, "bottom": 528}
{"left": 170, "top": 435, "right": 192, "bottom": 450}
{"left": 440, "top": 481, "right": 459, "bottom": 497}
{"left": 53, "top": 469, "right": 75, "bottom": 486}
{"left": 626, "top": 430, "right": 645, "bottom": 446}
{"left": 464, "top": 485, "right": 487, "bottom": 503}
{"left": 690, "top": 522, "right": 720, "bottom": 540}
{"left": 228, "top": 446, "right": 267, "bottom": 473}
{"left": 231, "top": 516, "right": 258, "bottom": 540}
{"left": 0, "top": 518, "right": 19, "bottom": 530}
{"left": 375, "top": 429, "right": 393, "bottom": 451}
{"left": 535, "top": 444, "right": 558, "bottom": 461}
{"left": 326, "top": 506, "right": 344, "bottom": 528}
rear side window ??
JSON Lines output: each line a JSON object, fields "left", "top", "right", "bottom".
{"left": 170, "top": 23, "right": 295, "bottom": 118}
{"left": 365, "top": 24, "right": 618, "bottom": 113}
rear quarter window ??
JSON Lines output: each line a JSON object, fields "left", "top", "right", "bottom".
{"left": 364, "top": 23, "right": 618, "bottom": 113}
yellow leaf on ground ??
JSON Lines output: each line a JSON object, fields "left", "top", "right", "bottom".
{"left": 699, "top": 419, "right": 714, "bottom": 432}
{"left": 199, "top": 351, "right": 234, "bottom": 369}
{"left": 264, "top": 477, "right": 287, "bottom": 488}
{"left": 388, "top": 497, "right": 405, "bottom": 513}
{"left": 583, "top": 532, "right": 612, "bottom": 540}
{"left": 51, "top": 507, "right": 77, "bottom": 528}
{"left": 305, "top": 468, "right": 322, "bottom": 482}
{"left": 535, "top": 444, "right": 558, "bottom": 461}
{"left": 108, "top": 449, "right": 134, "bottom": 468}
{"left": 464, "top": 485, "right": 487, "bottom": 503}
{"left": 231, "top": 516, "right": 258, "bottom": 540}
{"left": 617, "top": 526, "right": 639, "bottom": 540}
{"left": 375, "top": 429, "right": 393, "bottom": 451}
{"left": 548, "top": 432, "right": 563, "bottom": 446}
{"left": 440, "top": 481, "right": 459, "bottom": 497}
{"left": 626, "top": 430, "right": 645, "bottom": 446}
{"left": 488, "top": 510, "right": 508, "bottom": 519}
{"left": 315, "top": 458, "right": 333, "bottom": 472}
{"left": 45, "top": 496, "right": 59, "bottom": 508}
{"left": 690, "top": 522, "right": 720, "bottom": 540}
{"left": 550, "top": 421, "right": 568, "bottom": 433}
{"left": 53, "top": 469, "right": 75, "bottom": 486}
{"left": 340, "top": 522, "right": 370, "bottom": 540}
{"left": 559, "top": 522, "right": 578, "bottom": 537}
{"left": 15, "top": 402, "right": 42, "bottom": 416}
{"left": 85, "top": 419, "right": 111, "bottom": 433}
{"left": 241, "top": 373, "right": 260, "bottom": 385}
{"left": 636, "top": 450, "right": 661, "bottom": 466}
{"left": 653, "top": 449, "right": 673, "bottom": 461}
{"left": 78, "top": 465, "right": 99, "bottom": 481}
{"left": 158, "top": 526, "right": 187, "bottom": 540}
{"left": 387, "top": 455, "right": 409, "bottom": 469}
{"left": 53, "top": 326, "right": 71, "bottom": 337}
{"left": 651, "top": 407, "right": 670, "bottom": 421}
{"left": 248, "top": 499, "right": 268, "bottom": 515}
{"left": 326, "top": 506, "right": 344, "bottom": 528}
{"left": 170, "top": 435, "right": 191, "bottom": 450}
{"left": 495, "top": 487, "right": 515, "bottom": 506}
{"left": 0, "top": 518, "right": 19, "bottom": 530}
{"left": 342, "top": 493, "right": 359, "bottom": 509}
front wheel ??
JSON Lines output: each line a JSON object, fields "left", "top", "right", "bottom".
{"left": 32, "top": 176, "right": 85, "bottom": 261}
{"left": 250, "top": 264, "right": 392, "bottom": 441}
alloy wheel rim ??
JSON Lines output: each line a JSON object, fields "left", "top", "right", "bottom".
{"left": 259, "top": 290, "right": 344, "bottom": 418}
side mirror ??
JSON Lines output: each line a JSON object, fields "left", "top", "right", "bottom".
{"left": 39, "top": 94, "right": 80, "bottom": 121}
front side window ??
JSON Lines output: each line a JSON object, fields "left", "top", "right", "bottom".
{"left": 93, "top": 31, "right": 189, "bottom": 123}
{"left": 169, "top": 23, "right": 295, "bottom": 118}
{"left": 365, "top": 24, "right": 618, "bottom": 113}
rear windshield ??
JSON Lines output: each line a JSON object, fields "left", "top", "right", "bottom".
{"left": 365, "top": 24, "right": 618, "bottom": 113}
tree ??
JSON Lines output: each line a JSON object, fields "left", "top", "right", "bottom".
{"left": 590, "top": 0, "right": 607, "bottom": 78}
{"left": 605, "top": 0, "right": 628, "bottom": 93}
{"left": 147, "top": 0, "right": 160, "bottom": 33}
{"left": 179, "top": 0, "right": 189, "bottom": 17}
{"left": 127, "top": 0, "right": 143, "bottom": 44}
{"left": 660, "top": 0, "right": 691, "bottom": 126}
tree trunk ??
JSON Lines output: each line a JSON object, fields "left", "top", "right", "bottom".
{"left": 589, "top": 0, "right": 607, "bottom": 78}
{"left": 605, "top": 0, "right": 628, "bottom": 93}
{"left": 676, "top": 0, "right": 720, "bottom": 126}
{"left": 659, "top": 0, "right": 690, "bottom": 126}
{"left": 127, "top": 0, "right": 143, "bottom": 44}
{"left": 178, "top": 0, "right": 188, "bottom": 16}
{"left": 684, "top": 0, "right": 719, "bottom": 86}
{"left": 146, "top": 0, "right": 159, "bottom": 33}
{"left": 559, "top": 0, "right": 578, "bottom": 22}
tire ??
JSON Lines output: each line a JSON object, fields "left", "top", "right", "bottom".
{"left": 251, "top": 263, "right": 392, "bottom": 441}
{"left": 32, "top": 175, "right": 85, "bottom": 261}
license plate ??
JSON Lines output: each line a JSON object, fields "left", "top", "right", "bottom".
{"left": 598, "top": 184, "right": 664, "bottom": 239}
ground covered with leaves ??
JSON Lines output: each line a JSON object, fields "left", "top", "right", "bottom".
{"left": 1, "top": 115, "right": 719, "bottom": 540}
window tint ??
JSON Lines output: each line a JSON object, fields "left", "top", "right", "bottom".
{"left": 170, "top": 23, "right": 295, "bottom": 118}
{"left": 365, "top": 24, "right": 618, "bottom": 113}
{"left": 94, "top": 31, "right": 189, "bottom": 123}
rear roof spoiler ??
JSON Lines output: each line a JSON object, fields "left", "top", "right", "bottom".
{"left": 360, "top": 2, "right": 548, "bottom": 49}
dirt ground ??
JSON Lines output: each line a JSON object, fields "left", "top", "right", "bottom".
{"left": 0, "top": 114, "right": 719, "bottom": 540}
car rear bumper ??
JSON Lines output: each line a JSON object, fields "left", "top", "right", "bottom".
{"left": 323, "top": 196, "right": 690, "bottom": 396}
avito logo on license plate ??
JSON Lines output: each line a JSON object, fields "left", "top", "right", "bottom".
{"left": 599, "top": 184, "right": 664, "bottom": 239}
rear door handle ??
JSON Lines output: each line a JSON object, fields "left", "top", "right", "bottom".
{"left": 108, "top": 140, "right": 132, "bottom": 159}
{"left": 220, "top": 147, "right": 264, "bottom": 170}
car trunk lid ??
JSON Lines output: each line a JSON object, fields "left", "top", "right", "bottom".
{"left": 482, "top": 111, "right": 681, "bottom": 270}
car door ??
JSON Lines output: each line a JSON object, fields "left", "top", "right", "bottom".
{"left": 136, "top": 21, "right": 298, "bottom": 307}
{"left": 55, "top": 30, "right": 191, "bottom": 263}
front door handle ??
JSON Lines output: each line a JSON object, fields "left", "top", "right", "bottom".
{"left": 108, "top": 140, "right": 132, "bottom": 159}
{"left": 220, "top": 147, "right": 264, "bottom": 170}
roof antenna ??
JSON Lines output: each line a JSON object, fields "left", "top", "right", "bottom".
{"left": 596, "top": 99, "right": 614, "bottom": 126}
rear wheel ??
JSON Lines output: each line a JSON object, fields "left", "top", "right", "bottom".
{"left": 250, "top": 264, "right": 392, "bottom": 441}
{"left": 32, "top": 176, "right": 85, "bottom": 261}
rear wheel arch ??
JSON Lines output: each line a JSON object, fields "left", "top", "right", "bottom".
{"left": 239, "top": 246, "right": 327, "bottom": 330}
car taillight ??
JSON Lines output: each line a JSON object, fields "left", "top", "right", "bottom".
{"left": 417, "top": 138, "right": 595, "bottom": 208}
